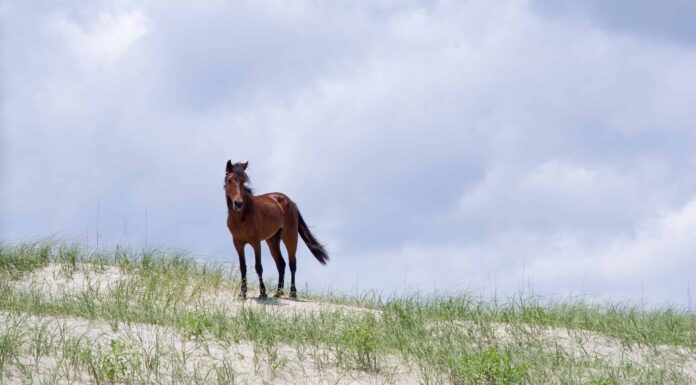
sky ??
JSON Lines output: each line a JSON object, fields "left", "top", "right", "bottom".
{"left": 2, "top": 0, "right": 696, "bottom": 307}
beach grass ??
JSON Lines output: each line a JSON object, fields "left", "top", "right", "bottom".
{"left": 0, "top": 240, "right": 694, "bottom": 384}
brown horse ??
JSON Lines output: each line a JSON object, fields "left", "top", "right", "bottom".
{"left": 224, "top": 160, "right": 329, "bottom": 299}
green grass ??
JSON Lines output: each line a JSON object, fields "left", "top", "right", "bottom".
{"left": 0, "top": 241, "right": 53, "bottom": 279}
{"left": 0, "top": 241, "right": 694, "bottom": 384}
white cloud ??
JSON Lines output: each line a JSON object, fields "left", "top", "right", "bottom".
{"left": 308, "top": 196, "right": 696, "bottom": 305}
{"left": 457, "top": 160, "right": 651, "bottom": 234}
{"left": 50, "top": 9, "right": 150, "bottom": 70}
{"left": 599, "top": 197, "right": 696, "bottom": 278}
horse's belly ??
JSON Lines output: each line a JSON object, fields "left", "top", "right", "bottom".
{"left": 260, "top": 219, "right": 283, "bottom": 241}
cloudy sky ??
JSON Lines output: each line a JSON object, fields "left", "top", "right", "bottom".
{"left": 2, "top": 0, "right": 696, "bottom": 306}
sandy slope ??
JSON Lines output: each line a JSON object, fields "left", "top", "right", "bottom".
{"left": 491, "top": 322, "right": 696, "bottom": 379}
{"left": 3, "top": 264, "right": 412, "bottom": 384}
{"left": 10, "top": 263, "right": 375, "bottom": 318}
{"left": 10, "top": 263, "right": 127, "bottom": 298}
{"left": 2, "top": 263, "right": 695, "bottom": 384}
{"left": 0, "top": 312, "right": 418, "bottom": 385}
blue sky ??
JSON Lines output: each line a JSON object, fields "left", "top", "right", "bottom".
{"left": 2, "top": 0, "right": 696, "bottom": 306}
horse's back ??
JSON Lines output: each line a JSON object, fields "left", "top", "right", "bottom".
{"left": 255, "top": 192, "right": 298, "bottom": 224}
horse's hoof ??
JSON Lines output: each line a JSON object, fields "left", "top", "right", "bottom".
{"left": 238, "top": 293, "right": 247, "bottom": 300}
{"left": 290, "top": 291, "right": 298, "bottom": 299}
{"left": 274, "top": 291, "right": 284, "bottom": 298}
{"left": 259, "top": 292, "right": 268, "bottom": 299}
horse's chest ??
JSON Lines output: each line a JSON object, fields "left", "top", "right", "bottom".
{"left": 227, "top": 216, "right": 280, "bottom": 243}
{"left": 227, "top": 218, "right": 252, "bottom": 239}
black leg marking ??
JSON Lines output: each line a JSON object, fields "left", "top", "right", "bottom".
{"left": 289, "top": 256, "right": 297, "bottom": 299}
{"left": 256, "top": 262, "right": 267, "bottom": 298}
{"left": 275, "top": 257, "right": 286, "bottom": 298}
{"left": 254, "top": 243, "right": 267, "bottom": 299}
{"left": 236, "top": 250, "right": 247, "bottom": 299}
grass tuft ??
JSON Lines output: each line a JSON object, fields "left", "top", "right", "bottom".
{"left": 0, "top": 241, "right": 53, "bottom": 278}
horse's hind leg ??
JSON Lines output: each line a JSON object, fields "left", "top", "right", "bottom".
{"left": 282, "top": 228, "right": 299, "bottom": 299}
{"left": 251, "top": 241, "right": 267, "bottom": 299}
{"left": 266, "top": 230, "right": 286, "bottom": 297}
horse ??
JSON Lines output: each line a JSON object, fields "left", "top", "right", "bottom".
{"left": 224, "top": 160, "right": 329, "bottom": 299}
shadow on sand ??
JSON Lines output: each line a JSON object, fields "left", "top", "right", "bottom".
{"left": 250, "top": 296, "right": 308, "bottom": 306}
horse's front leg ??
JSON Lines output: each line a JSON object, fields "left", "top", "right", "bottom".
{"left": 252, "top": 241, "right": 268, "bottom": 299}
{"left": 234, "top": 239, "right": 247, "bottom": 299}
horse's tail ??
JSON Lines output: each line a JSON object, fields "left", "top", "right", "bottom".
{"left": 298, "top": 212, "right": 329, "bottom": 265}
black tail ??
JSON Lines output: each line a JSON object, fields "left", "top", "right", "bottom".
{"left": 298, "top": 212, "right": 329, "bottom": 265}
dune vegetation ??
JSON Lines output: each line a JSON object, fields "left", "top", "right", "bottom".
{"left": 0, "top": 241, "right": 694, "bottom": 384}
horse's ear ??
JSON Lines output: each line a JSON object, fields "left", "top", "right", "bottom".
{"left": 241, "top": 161, "right": 248, "bottom": 170}
{"left": 226, "top": 160, "right": 233, "bottom": 173}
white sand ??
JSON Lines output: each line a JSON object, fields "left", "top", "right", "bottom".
{"left": 0, "top": 312, "right": 420, "bottom": 385}
{"left": 11, "top": 263, "right": 127, "bottom": 298}
{"left": 440, "top": 320, "right": 696, "bottom": 380}
{"left": 195, "top": 290, "right": 381, "bottom": 318}
{"left": 4, "top": 263, "right": 695, "bottom": 383}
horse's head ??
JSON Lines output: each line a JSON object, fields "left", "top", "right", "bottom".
{"left": 224, "top": 160, "right": 250, "bottom": 213}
